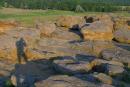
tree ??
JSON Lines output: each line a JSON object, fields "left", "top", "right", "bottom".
{"left": 75, "top": 5, "right": 85, "bottom": 12}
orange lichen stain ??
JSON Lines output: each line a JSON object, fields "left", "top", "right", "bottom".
{"left": 0, "top": 21, "right": 17, "bottom": 33}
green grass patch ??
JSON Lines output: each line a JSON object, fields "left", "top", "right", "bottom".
{"left": 0, "top": 8, "right": 130, "bottom": 27}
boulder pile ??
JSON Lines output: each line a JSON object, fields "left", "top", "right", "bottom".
{"left": 0, "top": 14, "right": 130, "bottom": 87}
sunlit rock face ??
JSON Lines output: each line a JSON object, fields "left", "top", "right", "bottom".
{"left": 0, "top": 28, "right": 40, "bottom": 61}
{"left": 56, "top": 16, "right": 85, "bottom": 29}
{"left": 1, "top": 14, "right": 130, "bottom": 87}
{"left": 0, "top": 21, "right": 17, "bottom": 34}
{"left": 36, "top": 22, "right": 56, "bottom": 37}
{"left": 81, "top": 20, "right": 114, "bottom": 41}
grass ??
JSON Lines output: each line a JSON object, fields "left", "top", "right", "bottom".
{"left": 0, "top": 8, "right": 130, "bottom": 27}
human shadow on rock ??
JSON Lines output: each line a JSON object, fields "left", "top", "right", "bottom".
{"left": 11, "top": 59, "right": 56, "bottom": 87}
{"left": 16, "top": 38, "right": 28, "bottom": 64}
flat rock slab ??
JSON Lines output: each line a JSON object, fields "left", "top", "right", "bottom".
{"left": 94, "top": 73, "right": 113, "bottom": 85}
{"left": 53, "top": 56, "right": 95, "bottom": 75}
{"left": 101, "top": 47, "right": 130, "bottom": 64}
{"left": 35, "top": 75, "right": 98, "bottom": 87}
{"left": 105, "top": 64, "right": 125, "bottom": 76}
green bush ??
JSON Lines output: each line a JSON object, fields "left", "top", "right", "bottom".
{"left": 4, "top": 79, "right": 14, "bottom": 87}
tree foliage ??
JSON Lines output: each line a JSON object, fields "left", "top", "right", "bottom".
{"left": 1, "top": 0, "right": 130, "bottom": 12}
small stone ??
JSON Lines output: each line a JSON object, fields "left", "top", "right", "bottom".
{"left": 81, "top": 20, "right": 113, "bottom": 41}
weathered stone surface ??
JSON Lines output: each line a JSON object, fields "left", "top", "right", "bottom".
{"left": 113, "top": 17, "right": 129, "bottom": 30}
{"left": 0, "top": 21, "right": 17, "bottom": 34}
{"left": 11, "top": 59, "right": 55, "bottom": 87}
{"left": 100, "top": 84, "right": 115, "bottom": 87}
{"left": 0, "top": 60, "right": 14, "bottom": 77}
{"left": 99, "top": 14, "right": 114, "bottom": 28}
{"left": 114, "top": 28, "right": 130, "bottom": 44}
{"left": 35, "top": 75, "right": 98, "bottom": 87}
{"left": 1, "top": 15, "right": 130, "bottom": 87}
{"left": 52, "top": 28, "right": 81, "bottom": 41}
{"left": 56, "top": 16, "right": 85, "bottom": 28}
{"left": 81, "top": 21, "right": 114, "bottom": 41}
{"left": 0, "top": 28, "right": 40, "bottom": 61}
{"left": 90, "top": 59, "right": 124, "bottom": 74}
{"left": 25, "top": 48, "right": 49, "bottom": 60}
{"left": 0, "top": 36, "right": 17, "bottom": 61}
{"left": 83, "top": 41, "right": 114, "bottom": 56}
{"left": 5, "top": 28, "right": 40, "bottom": 48}
{"left": 92, "top": 41, "right": 114, "bottom": 56}
{"left": 91, "top": 59, "right": 124, "bottom": 68}
{"left": 101, "top": 47, "right": 130, "bottom": 64}
{"left": 36, "top": 22, "right": 56, "bottom": 37}
{"left": 74, "top": 74, "right": 98, "bottom": 83}
{"left": 105, "top": 64, "right": 125, "bottom": 76}
{"left": 94, "top": 73, "right": 113, "bottom": 85}
{"left": 53, "top": 56, "right": 93, "bottom": 75}
{"left": 71, "top": 41, "right": 115, "bottom": 56}
{"left": 75, "top": 74, "right": 115, "bottom": 87}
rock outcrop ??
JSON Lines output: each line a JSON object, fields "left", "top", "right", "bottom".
{"left": 105, "top": 64, "right": 125, "bottom": 76}
{"left": 35, "top": 75, "right": 98, "bottom": 87}
{"left": 56, "top": 16, "right": 85, "bottom": 29}
{"left": 0, "top": 15, "right": 130, "bottom": 87}
{"left": 53, "top": 56, "right": 94, "bottom": 75}
{"left": 114, "top": 28, "right": 130, "bottom": 44}
{"left": 101, "top": 47, "right": 130, "bottom": 64}
{"left": 81, "top": 21, "right": 114, "bottom": 41}
{"left": 0, "top": 21, "right": 17, "bottom": 34}
{"left": 36, "top": 22, "right": 56, "bottom": 37}
{"left": 83, "top": 41, "right": 114, "bottom": 56}
{"left": 113, "top": 17, "right": 130, "bottom": 31}
{"left": 94, "top": 73, "right": 113, "bottom": 85}
{"left": 0, "top": 28, "right": 40, "bottom": 61}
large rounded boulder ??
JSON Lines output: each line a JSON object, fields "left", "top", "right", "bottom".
{"left": 81, "top": 21, "right": 114, "bottom": 41}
